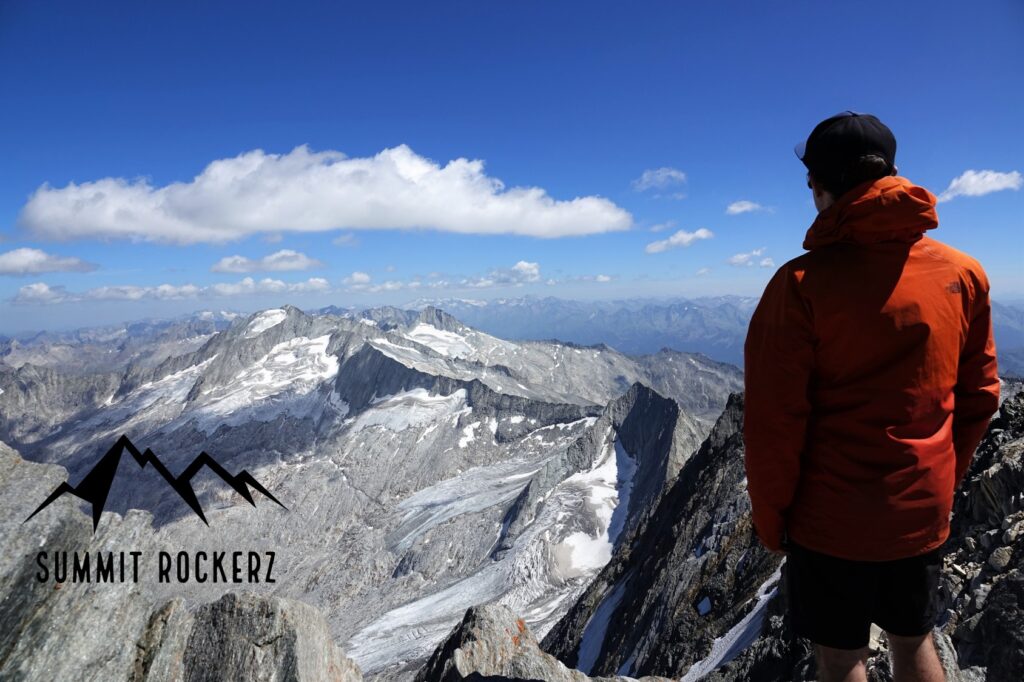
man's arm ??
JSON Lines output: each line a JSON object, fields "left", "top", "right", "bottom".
{"left": 952, "top": 271, "right": 1000, "bottom": 486}
{"left": 743, "top": 264, "right": 815, "bottom": 552}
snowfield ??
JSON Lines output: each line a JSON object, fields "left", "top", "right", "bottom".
{"left": 346, "top": 424, "right": 639, "bottom": 674}
{"left": 192, "top": 334, "right": 338, "bottom": 430}
{"left": 403, "top": 323, "right": 475, "bottom": 357}
{"left": 349, "top": 389, "right": 470, "bottom": 433}
{"left": 244, "top": 308, "right": 287, "bottom": 337}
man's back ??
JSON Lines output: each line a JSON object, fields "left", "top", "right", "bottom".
{"left": 743, "top": 175, "right": 1000, "bottom": 561}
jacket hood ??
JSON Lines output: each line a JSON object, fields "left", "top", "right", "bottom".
{"left": 803, "top": 176, "right": 939, "bottom": 250}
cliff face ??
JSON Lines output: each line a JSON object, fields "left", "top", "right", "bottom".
{"left": 540, "top": 393, "right": 787, "bottom": 678}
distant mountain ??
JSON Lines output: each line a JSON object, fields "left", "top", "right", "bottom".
{"left": 993, "top": 301, "right": 1024, "bottom": 377}
{"left": 406, "top": 295, "right": 1024, "bottom": 374}
{"left": 0, "top": 310, "right": 239, "bottom": 373}
{"left": 403, "top": 295, "right": 758, "bottom": 365}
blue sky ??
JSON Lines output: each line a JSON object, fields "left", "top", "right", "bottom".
{"left": 1, "top": 0, "right": 1021, "bottom": 333}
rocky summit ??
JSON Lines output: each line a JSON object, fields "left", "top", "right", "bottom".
{"left": 0, "top": 305, "right": 1020, "bottom": 681}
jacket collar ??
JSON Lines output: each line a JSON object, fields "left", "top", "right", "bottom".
{"left": 803, "top": 176, "right": 939, "bottom": 250}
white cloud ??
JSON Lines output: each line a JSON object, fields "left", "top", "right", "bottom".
{"left": 568, "top": 274, "right": 615, "bottom": 283}
{"left": 339, "top": 261, "right": 607, "bottom": 294}
{"left": 633, "top": 167, "right": 686, "bottom": 192}
{"left": 937, "top": 169, "right": 1022, "bottom": 202}
{"left": 726, "top": 200, "right": 769, "bottom": 215}
{"left": 344, "top": 277, "right": 408, "bottom": 294}
{"left": 12, "top": 282, "right": 70, "bottom": 304}
{"left": 332, "top": 232, "right": 358, "bottom": 247}
{"left": 649, "top": 221, "right": 675, "bottom": 233}
{"left": 728, "top": 247, "right": 767, "bottom": 267}
{"left": 343, "top": 271, "right": 372, "bottom": 287}
{"left": 759, "top": 257, "right": 775, "bottom": 268}
{"left": 645, "top": 228, "right": 714, "bottom": 254}
{"left": 461, "top": 261, "right": 543, "bottom": 288}
{"left": 696, "top": 267, "right": 711, "bottom": 276}
{"left": 511, "top": 260, "right": 541, "bottom": 282}
{"left": 19, "top": 145, "right": 632, "bottom": 243}
{"left": 0, "top": 247, "right": 97, "bottom": 275}
{"left": 293, "top": 277, "right": 330, "bottom": 292}
{"left": 84, "top": 283, "right": 201, "bottom": 301}
{"left": 12, "top": 277, "right": 330, "bottom": 305}
{"left": 210, "top": 249, "right": 323, "bottom": 273}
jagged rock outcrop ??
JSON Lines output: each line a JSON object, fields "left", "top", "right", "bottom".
{"left": 176, "top": 593, "right": 362, "bottom": 682}
{"left": 937, "top": 389, "right": 1024, "bottom": 681}
{"left": 130, "top": 594, "right": 364, "bottom": 681}
{"left": 413, "top": 604, "right": 671, "bottom": 682}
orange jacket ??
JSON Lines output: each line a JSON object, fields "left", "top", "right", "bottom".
{"left": 743, "top": 175, "right": 1000, "bottom": 561}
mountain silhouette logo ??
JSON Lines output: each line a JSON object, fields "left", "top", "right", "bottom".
{"left": 24, "top": 434, "right": 286, "bottom": 532}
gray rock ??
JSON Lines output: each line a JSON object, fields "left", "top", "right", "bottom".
{"left": 180, "top": 592, "right": 362, "bottom": 682}
{"left": 988, "top": 546, "right": 1013, "bottom": 571}
{"left": 413, "top": 603, "right": 670, "bottom": 682}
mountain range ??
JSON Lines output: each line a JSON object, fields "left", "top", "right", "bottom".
{"left": 0, "top": 302, "right": 1020, "bottom": 681}
{"left": 5, "top": 296, "right": 1022, "bottom": 375}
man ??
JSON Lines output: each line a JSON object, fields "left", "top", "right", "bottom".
{"left": 743, "top": 111, "right": 1000, "bottom": 682}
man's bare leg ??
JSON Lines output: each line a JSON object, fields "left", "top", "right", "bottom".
{"left": 887, "top": 632, "right": 945, "bottom": 682}
{"left": 815, "top": 644, "right": 869, "bottom": 682}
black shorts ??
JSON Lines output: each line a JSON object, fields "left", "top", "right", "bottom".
{"left": 784, "top": 539, "right": 942, "bottom": 650}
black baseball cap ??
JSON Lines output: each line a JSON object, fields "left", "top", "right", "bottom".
{"left": 795, "top": 111, "right": 897, "bottom": 181}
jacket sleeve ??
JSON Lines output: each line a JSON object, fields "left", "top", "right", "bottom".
{"left": 952, "top": 271, "right": 1000, "bottom": 486}
{"left": 743, "top": 264, "right": 815, "bottom": 552}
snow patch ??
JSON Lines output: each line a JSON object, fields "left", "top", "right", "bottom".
{"left": 404, "top": 323, "right": 474, "bottom": 357}
{"left": 350, "top": 389, "right": 468, "bottom": 433}
{"left": 458, "top": 420, "right": 481, "bottom": 448}
{"left": 193, "top": 335, "right": 337, "bottom": 429}
{"left": 244, "top": 308, "right": 286, "bottom": 337}
{"left": 576, "top": 579, "right": 629, "bottom": 674}
{"left": 555, "top": 437, "right": 637, "bottom": 573}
